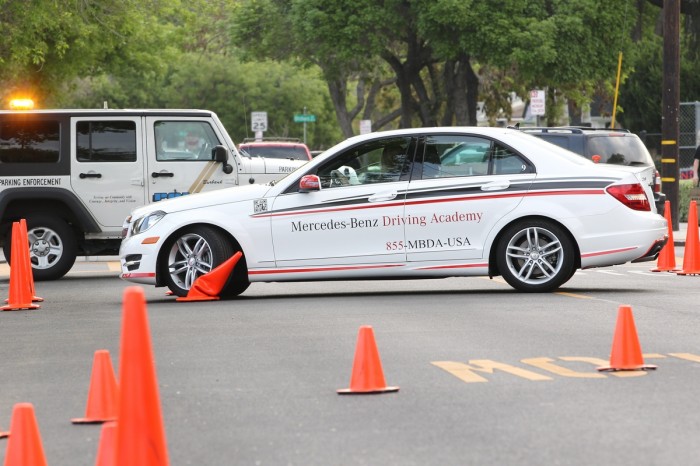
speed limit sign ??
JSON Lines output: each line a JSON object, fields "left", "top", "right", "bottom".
{"left": 251, "top": 112, "right": 268, "bottom": 132}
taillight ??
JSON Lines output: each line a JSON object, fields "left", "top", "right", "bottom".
{"left": 654, "top": 170, "right": 662, "bottom": 194}
{"left": 606, "top": 183, "right": 651, "bottom": 211}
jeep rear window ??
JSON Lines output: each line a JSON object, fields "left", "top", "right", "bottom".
{"left": 586, "top": 135, "right": 652, "bottom": 166}
{"left": 0, "top": 120, "right": 60, "bottom": 163}
{"left": 76, "top": 121, "right": 136, "bottom": 162}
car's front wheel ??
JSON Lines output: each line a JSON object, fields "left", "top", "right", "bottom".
{"left": 496, "top": 219, "right": 575, "bottom": 292}
{"left": 163, "top": 226, "right": 250, "bottom": 298}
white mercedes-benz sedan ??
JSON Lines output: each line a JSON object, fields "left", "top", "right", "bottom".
{"left": 119, "top": 127, "right": 667, "bottom": 296}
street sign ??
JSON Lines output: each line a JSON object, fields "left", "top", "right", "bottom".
{"left": 359, "top": 120, "right": 372, "bottom": 134}
{"left": 530, "top": 90, "right": 546, "bottom": 116}
{"left": 251, "top": 112, "right": 268, "bottom": 132}
{"left": 294, "top": 114, "right": 316, "bottom": 123}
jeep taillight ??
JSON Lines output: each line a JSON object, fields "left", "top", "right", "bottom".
{"left": 606, "top": 183, "right": 651, "bottom": 211}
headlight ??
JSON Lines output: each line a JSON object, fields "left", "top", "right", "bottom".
{"left": 131, "top": 211, "right": 166, "bottom": 236}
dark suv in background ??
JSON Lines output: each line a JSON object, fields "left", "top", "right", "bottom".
{"left": 521, "top": 127, "right": 666, "bottom": 213}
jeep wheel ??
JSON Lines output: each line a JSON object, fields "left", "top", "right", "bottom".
{"left": 496, "top": 219, "right": 575, "bottom": 293}
{"left": 163, "top": 226, "right": 250, "bottom": 298}
{"left": 3, "top": 215, "right": 78, "bottom": 281}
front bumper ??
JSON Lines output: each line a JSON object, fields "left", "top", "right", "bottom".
{"left": 119, "top": 236, "right": 159, "bottom": 285}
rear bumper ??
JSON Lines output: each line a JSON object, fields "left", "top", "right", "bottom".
{"left": 631, "top": 235, "right": 669, "bottom": 263}
{"left": 654, "top": 192, "right": 666, "bottom": 214}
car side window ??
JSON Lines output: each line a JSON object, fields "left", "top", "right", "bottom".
{"left": 0, "top": 119, "right": 60, "bottom": 163}
{"left": 315, "top": 137, "right": 412, "bottom": 188}
{"left": 76, "top": 121, "right": 136, "bottom": 162}
{"left": 154, "top": 121, "right": 220, "bottom": 161}
{"left": 420, "top": 135, "right": 533, "bottom": 179}
{"left": 491, "top": 144, "right": 533, "bottom": 175}
{"left": 421, "top": 135, "right": 490, "bottom": 179}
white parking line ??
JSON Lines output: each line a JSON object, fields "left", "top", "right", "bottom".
{"left": 630, "top": 270, "right": 675, "bottom": 277}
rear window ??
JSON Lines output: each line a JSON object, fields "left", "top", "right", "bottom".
{"left": 241, "top": 145, "right": 309, "bottom": 161}
{"left": 0, "top": 120, "right": 60, "bottom": 163}
{"left": 533, "top": 135, "right": 571, "bottom": 151}
{"left": 586, "top": 135, "right": 652, "bottom": 166}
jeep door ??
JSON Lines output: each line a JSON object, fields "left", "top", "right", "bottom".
{"left": 70, "top": 117, "right": 146, "bottom": 229}
{"left": 269, "top": 137, "right": 415, "bottom": 267}
{"left": 145, "top": 117, "right": 238, "bottom": 204}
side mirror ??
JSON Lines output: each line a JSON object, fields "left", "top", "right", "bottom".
{"left": 299, "top": 175, "right": 321, "bottom": 193}
{"left": 213, "top": 145, "right": 234, "bottom": 174}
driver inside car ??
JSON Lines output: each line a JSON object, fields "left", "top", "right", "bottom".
{"left": 380, "top": 143, "right": 406, "bottom": 181}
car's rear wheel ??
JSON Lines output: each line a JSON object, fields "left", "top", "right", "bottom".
{"left": 3, "top": 215, "right": 77, "bottom": 281}
{"left": 163, "top": 226, "right": 250, "bottom": 298}
{"left": 496, "top": 219, "right": 575, "bottom": 293}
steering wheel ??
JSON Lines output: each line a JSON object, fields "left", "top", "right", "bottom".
{"left": 198, "top": 143, "right": 212, "bottom": 160}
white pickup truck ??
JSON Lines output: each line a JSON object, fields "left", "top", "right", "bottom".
{"left": 0, "top": 109, "right": 308, "bottom": 280}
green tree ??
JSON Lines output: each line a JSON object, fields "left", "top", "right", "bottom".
{"left": 0, "top": 0, "right": 171, "bottom": 107}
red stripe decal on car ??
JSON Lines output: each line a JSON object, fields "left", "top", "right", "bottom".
{"left": 249, "top": 264, "right": 403, "bottom": 275}
{"left": 581, "top": 246, "right": 637, "bottom": 258}
{"left": 413, "top": 263, "right": 488, "bottom": 271}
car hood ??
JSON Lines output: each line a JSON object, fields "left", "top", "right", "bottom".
{"left": 130, "top": 184, "right": 274, "bottom": 218}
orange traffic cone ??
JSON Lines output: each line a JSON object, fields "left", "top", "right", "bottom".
{"left": 71, "top": 350, "right": 119, "bottom": 424}
{"left": 650, "top": 201, "right": 679, "bottom": 272}
{"left": 3, "top": 403, "right": 48, "bottom": 466}
{"left": 677, "top": 200, "right": 700, "bottom": 275}
{"left": 2, "top": 222, "right": 40, "bottom": 311}
{"left": 114, "top": 286, "right": 169, "bottom": 466}
{"left": 176, "top": 251, "right": 243, "bottom": 302}
{"left": 19, "top": 219, "right": 43, "bottom": 302}
{"left": 598, "top": 305, "right": 657, "bottom": 372}
{"left": 337, "top": 326, "right": 399, "bottom": 394}
{"left": 94, "top": 421, "right": 117, "bottom": 466}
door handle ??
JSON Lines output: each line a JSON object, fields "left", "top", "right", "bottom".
{"left": 368, "top": 191, "right": 397, "bottom": 202}
{"left": 152, "top": 171, "right": 174, "bottom": 178}
{"left": 481, "top": 180, "right": 510, "bottom": 191}
{"left": 79, "top": 173, "right": 102, "bottom": 179}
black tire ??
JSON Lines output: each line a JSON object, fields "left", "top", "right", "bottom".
{"left": 496, "top": 219, "right": 575, "bottom": 293}
{"left": 162, "top": 225, "right": 250, "bottom": 298}
{"left": 3, "top": 215, "right": 78, "bottom": 281}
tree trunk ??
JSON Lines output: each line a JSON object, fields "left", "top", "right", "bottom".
{"left": 465, "top": 59, "right": 479, "bottom": 126}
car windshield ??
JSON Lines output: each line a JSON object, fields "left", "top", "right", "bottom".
{"left": 242, "top": 145, "right": 309, "bottom": 160}
{"left": 586, "top": 135, "right": 652, "bottom": 166}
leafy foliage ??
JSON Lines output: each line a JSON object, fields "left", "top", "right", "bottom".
{"left": 2, "top": 0, "right": 700, "bottom": 148}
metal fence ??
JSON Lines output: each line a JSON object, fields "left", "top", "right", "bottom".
{"left": 641, "top": 102, "right": 700, "bottom": 180}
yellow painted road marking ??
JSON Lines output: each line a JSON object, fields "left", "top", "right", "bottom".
{"left": 107, "top": 261, "right": 121, "bottom": 272}
{"left": 555, "top": 291, "right": 592, "bottom": 299}
{"left": 432, "top": 360, "right": 552, "bottom": 383}
{"left": 558, "top": 357, "right": 646, "bottom": 378}
{"left": 434, "top": 354, "right": 679, "bottom": 383}
{"left": 668, "top": 353, "right": 700, "bottom": 363}
{"left": 521, "top": 357, "right": 606, "bottom": 378}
